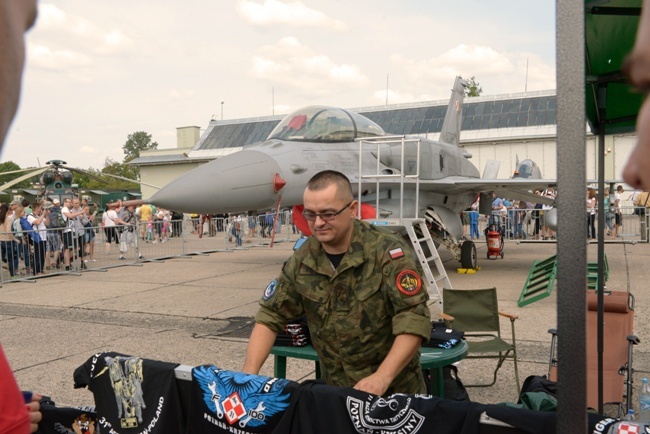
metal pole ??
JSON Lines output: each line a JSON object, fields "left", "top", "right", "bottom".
{"left": 556, "top": 0, "right": 587, "bottom": 431}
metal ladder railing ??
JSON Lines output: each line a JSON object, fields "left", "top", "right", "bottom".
{"left": 404, "top": 218, "right": 449, "bottom": 309}
{"left": 356, "top": 135, "right": 452, "bottom": 309}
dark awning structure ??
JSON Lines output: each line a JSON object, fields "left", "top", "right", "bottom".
{"left": 585, "top": 0, "right": 642, "bottom": 136}
{"left": 88, "top": 190, "right": 109, "bottom": 195}
{"left": 557, "top": 0, "right": 642, "bottom": 430}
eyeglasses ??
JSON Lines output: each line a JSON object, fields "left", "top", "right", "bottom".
{"left": 302, "top": 201, "right": 353, "bottom": 222}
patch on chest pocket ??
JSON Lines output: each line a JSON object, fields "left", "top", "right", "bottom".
{"left": 396, "top": 270, "right": 422, "bottom": 296}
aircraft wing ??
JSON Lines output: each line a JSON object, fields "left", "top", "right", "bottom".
{"left": 409, "top": 177, "right": 557, "bottom": 204}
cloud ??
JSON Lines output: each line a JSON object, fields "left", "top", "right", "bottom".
{"left": 28, "top": 43, "right": 92, "bottom": 71}
{"left": 79, "top": 146, "right": 100, "bottom": 154}
{"left": 34, "top": 3, "right": 133, "bottom": 56}
{"left": 379, "top": 44, "right": 556, "bottom": 104}
{"left": 250, "top": 37, "right": 368, "bottom": 96}
{"left": 168, "top": 89, "right": 195, "bottom": 100}
{"left": 96, "top": 29, "right": 134, "bottom": 55}
{"left": 237, "top": 0, "right": 346, "bottom": 30}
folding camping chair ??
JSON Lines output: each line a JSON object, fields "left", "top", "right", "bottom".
{"left": 441, "top": 287, "right": 520, "bottom": 393}
{"left": 548, "top": 290, "right": 639, "bottom": 414}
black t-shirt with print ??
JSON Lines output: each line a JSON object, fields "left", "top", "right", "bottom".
{"left": 186, "top": 365, "right": 298, "bottom": 434}
{"left": 74, "top": 351, "right": 184, "bottom": 434}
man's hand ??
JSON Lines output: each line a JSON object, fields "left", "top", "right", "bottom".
{"left": 352, "top": 334, "right": 423, "bottom": 396}
{"left": 26, "top": 393, "right": 42, "bottom": 433}
{"left": 353, "top": 372, "right": 392, "bottom": 396}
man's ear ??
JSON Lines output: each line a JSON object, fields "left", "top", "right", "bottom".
{"left": 349, "top": 200, "right": 359, "bottom": 218}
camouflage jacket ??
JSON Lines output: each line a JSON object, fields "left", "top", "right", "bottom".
{"left": 256, "top": 220, "right": 431, "bottom": 395}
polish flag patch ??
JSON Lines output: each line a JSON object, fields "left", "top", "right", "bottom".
{"left": 389, "top": 248, "right": 404, "bottom": 259}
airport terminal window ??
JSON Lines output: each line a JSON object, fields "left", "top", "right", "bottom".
{"left": 490, "top": 114, "right": 499, "bottom": 128}
{"left": 465, "top": 104, "right": 476, "bottom": 116}
{"left": 405, "top": 119, "right": 416, "bottom": 134}
{"left": 529, "top": 98, "right": 539, "bottom": 111}
{"left": 537, "top": 98, "right": 548, "bottom": 110}
{"left": 479, "top": 115, "right": 489, "bottom": 130}
{"left": 499, "top": 115, "right": 508, "bottom": 128}
{"left": 462, "top": 115, "right": 473, "bottom": 130}
{"left": 547, "top": 109, "right": 556, "bottom": 124}
{"left": 395, "top": 120, "right": 407, "bottom": 135}
{"left": 474, "top": 102, "right": 484, "bottom": 116}
{"left": 520, "top": 98, "right": 531, "bottom": 112}
{"left": 501, "top": 100, "right": 511, "bottom": 113}
{"left": 509, "top": 100, "right": 521, "bottom": 113}
{"left": 517, "top": 112, "right": 529, "bottom": 127}
{"left": 508, "top": 113, "right": 518, "bottom": 127}
{"left": 433, "top": 106, "right": 446, "bottom": 119}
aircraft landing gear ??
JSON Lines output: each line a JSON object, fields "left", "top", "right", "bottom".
{"left": 460, "top": 240, "right": 477, "bottom": 269}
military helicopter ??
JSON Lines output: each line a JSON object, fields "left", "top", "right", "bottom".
{"left": 0, "top": 159, "right": 158, "bottom": 203}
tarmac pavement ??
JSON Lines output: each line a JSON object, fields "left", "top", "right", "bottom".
{"left": 1, "top": 238, "right": 649, "bottom": 414}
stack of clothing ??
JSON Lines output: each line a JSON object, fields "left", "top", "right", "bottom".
{"left": 274, "top": 317, "right": 311, "bottom": 347}
{"left": 423, "top": 320, "right": 464, "bottom": 349}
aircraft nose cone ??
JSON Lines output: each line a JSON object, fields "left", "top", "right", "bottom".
{"left": 149, "top": 150, "right": 283, "bottom": 214}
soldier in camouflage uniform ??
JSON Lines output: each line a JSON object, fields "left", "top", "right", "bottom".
{"left": 243, "top": 170, "right": 431, "bottom": 396}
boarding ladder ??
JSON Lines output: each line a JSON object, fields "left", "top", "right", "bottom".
{"left": 355, "top": 135, "right": 452, "bottom": 309}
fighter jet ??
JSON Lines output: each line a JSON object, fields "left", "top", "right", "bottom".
{"left": 148, "top": 76, "right": 556, "bottom": 268}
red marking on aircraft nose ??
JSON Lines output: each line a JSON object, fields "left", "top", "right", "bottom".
{"left": 274, "top": 173, "right": 286, "bottom": 192}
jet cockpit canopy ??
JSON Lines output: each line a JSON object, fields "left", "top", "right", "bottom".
{"left": 268, "top": 105, "right": 385, "bottom": 143}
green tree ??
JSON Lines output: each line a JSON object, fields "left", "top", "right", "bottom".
{"left": 72, "top": 167, "right": 102, "bottom": 189}
{"left": 123, "top": 131, "right": 158, "bottom": 162}
{"left": 99, "top": 157, "right": 141, "bottom": 189}
{"left": 465, "top": 76, "right": 483, "bottom": 97}
{"left": 0, "top": 161, "right": 36, "bottom": 189}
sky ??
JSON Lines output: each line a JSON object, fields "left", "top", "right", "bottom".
{"left": 4, "top": 0, "right": 556, "bottom": 171}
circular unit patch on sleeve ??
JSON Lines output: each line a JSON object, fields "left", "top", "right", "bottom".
{"left": 396, "top": 270, "right": 422, "bottom": 296}
{"left": 263, "top": 280, "right": 278, "bottom": 300}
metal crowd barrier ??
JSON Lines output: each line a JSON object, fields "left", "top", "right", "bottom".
{"left": 461, "top": 206, "right": 649, "bottom": 243}
{"left": 0, "top": 216, "right": 302, "bottom": 284}
{"left": 4, "top": 207, "right": 645, "bottom": 283}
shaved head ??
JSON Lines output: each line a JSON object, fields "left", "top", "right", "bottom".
{"left": 306, "top": 170, "right": 354, "bottom": 202}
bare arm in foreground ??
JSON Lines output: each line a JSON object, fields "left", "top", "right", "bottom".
{"left": 353, "top": 333, "right": 422, "bottom": 396}
{"left": 242, "top": 322, "right": 278, "bottom": 375}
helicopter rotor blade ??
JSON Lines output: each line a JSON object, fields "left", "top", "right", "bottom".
{"left": 97, "top": 172, "right": 161, "bottom": 189}
{"left": 0, "top": 167, "right": 49, "bottom": 192}
{"left": 61, "top": 166, "right": 108, "bottom": 184}
{"left": 0, "top": 167, "right": 40, "bottom": 176}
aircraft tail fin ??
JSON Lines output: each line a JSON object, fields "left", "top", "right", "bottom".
{"left": 439, "top": 76, "right": 468, "bottom": 147}
{"left": 482, "top": 160, "right": 501, "bottom": 179}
